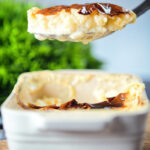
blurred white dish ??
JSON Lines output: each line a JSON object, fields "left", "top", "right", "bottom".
{"left": 1, "top": 70, "right": 149, "bottom": 150}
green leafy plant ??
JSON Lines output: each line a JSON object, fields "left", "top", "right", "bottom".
{"left": 0, "top": 0, "right": 103, "bottom": 104}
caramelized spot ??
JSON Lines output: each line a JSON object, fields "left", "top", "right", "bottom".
{"left": 37, "top": 3, "right": 130, "bottom": 16}
{"left": 109, "top": 93, "right": 127, "bottom": 107}
{"left": 59, "top": 99, "right": 78, "bottom": 110}
{"left": 89, "top": 93, "right": 126, "bottom": 108}
{"left": 59, "top": 99, "right": 91, "bottom": 110}
{"left": 140, "top": 101, "right": 145, "bottom": 106}
{"left": 28, "top": 103, "right": 59, "bottom": 109}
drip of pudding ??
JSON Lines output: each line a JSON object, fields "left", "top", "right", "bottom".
{"left": 27, "top": 3, "right": 136, "bottom": 44}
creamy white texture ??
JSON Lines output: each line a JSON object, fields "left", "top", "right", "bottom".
{"left": 14, "top": 70, "right": 147, "bottom": 111}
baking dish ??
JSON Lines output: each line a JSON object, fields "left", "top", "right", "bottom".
{"left": 1, "top": 70, "right": 149, "bottom": 150}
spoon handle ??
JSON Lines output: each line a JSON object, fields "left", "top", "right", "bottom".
{"left": 133, "top": 0, "right": 150, "bottom": 17}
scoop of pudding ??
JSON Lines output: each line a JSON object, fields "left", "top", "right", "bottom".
{"left": 27, "top": 3, "right": 136, "bottom": 44}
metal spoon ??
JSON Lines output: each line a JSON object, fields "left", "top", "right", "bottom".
{"left": 133, "top": 0, "right": 150, "bottom": 17}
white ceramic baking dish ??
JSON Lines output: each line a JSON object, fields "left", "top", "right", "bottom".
{"left": 1, "top": 70, "right": 149, "bottom": 150}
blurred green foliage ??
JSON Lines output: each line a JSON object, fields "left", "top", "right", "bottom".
{"left": 0, "top": 0, "right": 103, "bottom": 104}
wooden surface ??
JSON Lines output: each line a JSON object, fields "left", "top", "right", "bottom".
{"left": 0, "top": 113, "right": 150, "bottom": 150}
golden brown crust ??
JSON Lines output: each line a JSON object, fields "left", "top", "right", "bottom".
{"left": 37, "top": 3, "right": 130, "bottom": 16}
{"left": 18, "top": 93, "right": 127, "bottom": 110}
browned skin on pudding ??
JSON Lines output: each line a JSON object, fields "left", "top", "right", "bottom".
{"left": 36, "top": 3, "right": 130, "bottom": 16}
{"left": 17, "top": 93, "right": 127, "bottom": 110}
